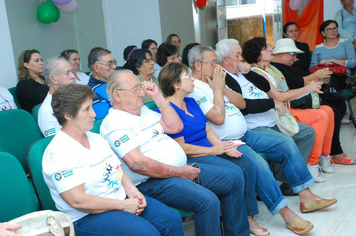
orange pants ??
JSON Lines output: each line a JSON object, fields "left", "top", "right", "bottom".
{"left": 290, "top": 105, "right": 334, "bottom": 165}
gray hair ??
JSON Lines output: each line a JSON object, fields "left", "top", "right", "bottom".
{"left": 215, "top": 39, "right": 240, "bottom": 63}
{"left": 87, "top": 47, "right": 111, "bottom": 71}
{"left": 188, "top": 45, "right": 215, "bottom": 70}
{"left": 43, "top": 57, "right": 68, "bottom": 87}
{"left": 106, "top": 69, "right": 133, "bottom": 105}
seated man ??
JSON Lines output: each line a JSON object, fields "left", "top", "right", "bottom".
{"left": 87, "top": 47, "right": 117, "bottom": 119}
{"left": 186, "top": 44, "right": 336, "bottom": 212}
{"left": 100, "top": 69, "right": 249, "bottom": 236}
{"left": 216, "top": 39, "right": 316, "bottom": 194}
{"left": 38, "top": 57, "right": 75, "bottom": 137}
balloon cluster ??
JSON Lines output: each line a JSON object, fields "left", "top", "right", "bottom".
{"left": 37, "top": 0, "right": 78, "bottom": 24}
{"left": 289, "top": 0, "right": 313, "bottom": 11}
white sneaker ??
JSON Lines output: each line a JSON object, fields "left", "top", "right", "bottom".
{"left": 307, "top": 164, "right": 325, "bottom": 183}
{"left": 341, "top": 115, "right": 351, "bottom": 124}
{"left": 319, "top": 155, "right": 334, "bottom": 173}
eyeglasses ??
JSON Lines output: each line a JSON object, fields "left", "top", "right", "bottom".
{"left": 96, "top": 59, "right": 117, "bottom": 68}
{"left": 201, "top": 61, "right": 217, "bottom": 66}
{"left": 143, "top": 58, "right": 154, "bottom": 63}
{"left": 325, "top": 27, "right": 338, "bottom": 32}
{"left": 115, "top": 83, "right": 142, "bottom": 94}
{"left": 262, "top": 44, "right": 272, "bottom": 50}
{"left": 179, "top": 75, "right": 192, "bottom": 80}
{"left": 287, "top": 52, "right": 297, "bottom": 56}
{"left": 191, "top": 162, "right": 201, "bottom": 185}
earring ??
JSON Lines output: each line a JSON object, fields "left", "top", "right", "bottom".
{"left": 176, "top": 87, "right": 180, "bottom": 90}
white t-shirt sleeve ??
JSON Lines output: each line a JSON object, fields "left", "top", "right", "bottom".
{"left": 106, "top": 128, "right": 140, "bottom": 159}
{"left": 188, "top": 84, "right": 214, "bottom": 115}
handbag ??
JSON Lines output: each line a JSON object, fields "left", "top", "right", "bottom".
{"left": 290, "top": 92, "right": 320, "bottom": 109}
{"left": 322, "top": 84, "right": 342, "bottom": 101}
{"left": 345, "top": 75, "right": 356, "bottom": 92}
{"left": 275, "top": 109, "right": 299, "bottom": 136}
{"left": 310, "top": 63, "right": 346, "bottom": 76}
{"left": 7, "top": 210, "right": 74, "bottom": 236}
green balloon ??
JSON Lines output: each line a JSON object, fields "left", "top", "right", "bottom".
{"left": 37, "top": 1, "right": 57, "bottom": 24}
{"left": 53, "top": 6, "right": 60, "bottom": 22}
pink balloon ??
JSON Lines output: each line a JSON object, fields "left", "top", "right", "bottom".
{"left": 51, "top": 0, "right": 71, "bottom": 5}
{"left": 289, "top": 0, "right": 303, "bottom": 11}
{"left": 55, "top": 0, "right": 77, "bottom": 13}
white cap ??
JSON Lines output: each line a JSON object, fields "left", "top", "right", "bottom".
{"left": 273, "top": 38, "right": 304, "bottom": 55}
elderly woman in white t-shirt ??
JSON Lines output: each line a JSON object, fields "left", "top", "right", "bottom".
{"left": 42, "top": 83, "right": 183, "bottom": 236}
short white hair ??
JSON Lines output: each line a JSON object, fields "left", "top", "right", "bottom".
{"left": 215, "top": 39, "right": 240, "bottom": 63}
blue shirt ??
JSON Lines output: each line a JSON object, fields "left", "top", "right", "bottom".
{"left": 87, "top": 75, "right": 111, "bottom": 120}
{"left": 310, "top": 38, "right": 356, "bottom": 76}
{"left": 157, "top": 97, "right": 212, "bottom": 148}
{"left": 335, "top": 7, "right": 356, "bottom": 40}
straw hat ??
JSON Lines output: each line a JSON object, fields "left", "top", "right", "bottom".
{"left": 273, "top": 38, "right": 304, "bottom": 55}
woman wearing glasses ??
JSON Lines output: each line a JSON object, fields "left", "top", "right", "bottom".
{"left": 129, "top": 49, "right": 162, "bottom": 103}
{"left": 60, "top": 49, "right": 89, "bottom": 85}
{"left": 310, "top": 20, "right": 356, "bottom": 91}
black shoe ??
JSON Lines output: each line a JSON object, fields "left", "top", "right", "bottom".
{"left": 280, "top": 182, "right": 298, "bottom": 196}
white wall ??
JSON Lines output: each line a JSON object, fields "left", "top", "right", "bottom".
{"left": 102, "top": 0, "right": 162, "bottom": 66}
{"left": 324, "top": 0, "right": 343, "bottom": 21}
{"left": 0, "top": 0, "right": 17, "bottom": 88}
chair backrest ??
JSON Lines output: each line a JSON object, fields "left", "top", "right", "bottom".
{"left": 32, "top": 103, "right": 42, "bottom": 124}
{"left": 144, "top": 101, "right": 158, "bottom": 111}
{"left": 8, "top": 86, "right": 21, "bottom": 109}
{"left": 27, "top": 136, "right": 57, "bottom": 211}
{"left": 90, "top": 118, "right": 104, "bottom": 134}
{"left": 0, "top": 152, "right": 39, "bottom": 222}
{"left": 0, "top": 109, "right": 43, "bottom": 173}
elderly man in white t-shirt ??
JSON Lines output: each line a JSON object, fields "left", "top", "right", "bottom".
{"left": 38, "top": 57, "right": 75, "bottom": 137}
{"left": 186, "top": 44, "right": 336, "bottom": 215}
{"left": 100, "top": 69, "right": 250, "bottom": 236}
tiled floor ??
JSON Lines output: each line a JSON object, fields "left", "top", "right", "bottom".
{"left": 184, "top": 97, "right": 356, "bottom": 236}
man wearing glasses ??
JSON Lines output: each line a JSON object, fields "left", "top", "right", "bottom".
{"left": 100, "top": 69, "right": 248, "bottom": 236}
{"left": 87, "top": 47, "right": 117, "bottom": 120}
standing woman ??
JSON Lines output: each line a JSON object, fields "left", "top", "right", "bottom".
{"left": 283, "top": 22, "right": 311, "bottom": 76}
{"left": 60, "top": 49, "right": 89, "bottom": 85}
{"left": 335, "top": 0, "right": 356, "bottom": 46}
{"left": 16, "top": 49, "right": 48, "bottom": 113}
{"left": 43, "top": 83, "right": 184, "bottom": 236}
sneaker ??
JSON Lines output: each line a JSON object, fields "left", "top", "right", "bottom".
{"left": 307, "top": 164, "right": 325, "bottom": 183}
{"left": 319, "top": 155, "right": 334, "bottom": 173}
{"left": 341, "top": 115, "right": 351, "bottom": 124}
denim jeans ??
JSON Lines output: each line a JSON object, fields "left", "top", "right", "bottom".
{"left": 252, "top": 123, "right": 315, "bottom": 184}
{"left": 137, "top": 161, "right": 249, "bottom": 236}
{"left": 218, "top": 145, "right": 288, "bottom": 216}
{"left": 73, "top": 195, "right": 183, "bottom": 236}
{"left": 242, "top": 129, "right": 315, "bottom": 193}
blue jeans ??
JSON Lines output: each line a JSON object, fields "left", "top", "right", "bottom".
{"left": 242, "top": 129, "right": 315, "bottom": 193}
{"left": 137, "top": 161, "right": 249, "bottom": 236}
{"left": 73, "top": 195, "right": 183, "bottom": 236}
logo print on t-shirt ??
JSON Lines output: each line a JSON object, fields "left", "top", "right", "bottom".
{"left": 54, "top": 172, "right": 63, "bottom": 181}
{"left": 114, "top": 134, "right": 130, "bottom": 147}
{"left": 247, "top": 85, "right": 264, "bottom": 98}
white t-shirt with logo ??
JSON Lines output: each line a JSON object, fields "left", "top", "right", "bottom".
{"left": 186, "top": 79, "right": 247, "bottom": 139}
{"left": 100, "top": 106, "right": 187, "bottom": 186}
{"left": 0, "top": 86, "right": 16, "bottom": 111}
{"left": 228, "top": 71, "right": 276, "bottom": 129}
{"left": 43, "top": 131, "right": 126, "bottom": 222}
{"left": 38, "top": 93, "right": 61, "bottom": 137}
